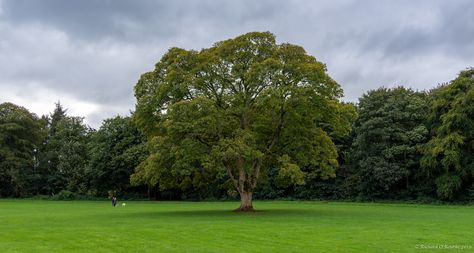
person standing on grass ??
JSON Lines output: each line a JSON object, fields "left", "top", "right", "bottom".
{"left": 112, "top": 196, "right": 117, "bottom": 207}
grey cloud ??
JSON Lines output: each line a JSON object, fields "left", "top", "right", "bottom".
{"left": 1, "top": 0, "right": 281, "bottom": 43}
{"left": 360, "top": 1, "right": 474, "bottom": 61}
{"left": 0, "top": 0, "right": 473, "bottom": 127}
{"left": 1, "top": 0, "right": 169, "bottom": 41}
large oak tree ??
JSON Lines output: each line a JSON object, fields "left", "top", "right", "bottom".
{"left": 132, "top": 32, "right": 353, "bottom": 211}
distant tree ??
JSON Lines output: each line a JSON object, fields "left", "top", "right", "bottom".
{"left": 37, "top": 102, "right": 67, "bottom": 194}
{"left": 49, "top": 101, "right": 68, "bottom": 136}
{"left": 349, "top": 87, "right": 430, "bottom": 199}
{"left": 422, "top": 69, "right": 474, "bottom": 200}
{"left": 0, "top": 102, "right": 43, "bottom": 197}
{"left": 54, "top": 116, "right": 91, "bottom": 194}
{"left": 37, "top": 102, "right": 91, "bottom": 195}
{"left": 132, "top": 32, "right": 352, "bottom": 211}
{"left": 87, "top": 116, "right": 148, "bottom": 197}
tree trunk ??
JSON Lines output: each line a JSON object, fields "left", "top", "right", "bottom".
{"left": 235, "top": 191, "right": 254, "bottom": 212}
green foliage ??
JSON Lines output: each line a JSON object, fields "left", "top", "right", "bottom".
{"left": 275, "top": 155, "right": 305, "bottom": 188}
{"left": 56, "top": 117, "right": 91, "bottom": 193}
{"left": 132, "top": 32, "right": 351, "bottom": 207}
{"left": 468, "top": 183, "right": 474, "bottom": 201}
{"left": 435, "top": 174, "right": 462, "bottom": 200}
{"left": 88, "top": 116, "right": 148, "bottom": 196}
{"left": 349, "top": 87, "right": 430, "bottom": 199}
{"left": 422, "top": 68, "right": 474, "bottom": 200}
{"left": 39, "top": 103, "right": 91, "bottom": 195}
{"left": 53, "top": 190, "right": 75, "bottom": 200}
{"left": 0, "top": 102, "right": 43, "bottom": 197}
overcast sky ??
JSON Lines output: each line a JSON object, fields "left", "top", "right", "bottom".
{"left": 0, "top": 0, "right": 473, "bottom": 128}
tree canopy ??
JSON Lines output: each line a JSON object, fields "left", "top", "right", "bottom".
{"left": 349, "top": 87, "right": 430, "bottom": 199}
{"left": 422, "top": 69, "right": 474, "bottom": 200}
{"left": 0, "top": 102, "right": 43, "bottom": 197}
{"left": 88, "top": 116, "right": 148, "bottom": 197}
{"left": 132, "top": 32, "right": 354, "bottom": 210}
{"left": 36, "top": 103, "right": 92, "bottom": 195}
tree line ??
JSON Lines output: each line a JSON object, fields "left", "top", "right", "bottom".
{"left": 1, "top": 32, "right": 472, "bottom": 204}
{"left": 0, "top": 103, "right": 148, "bottom": 199}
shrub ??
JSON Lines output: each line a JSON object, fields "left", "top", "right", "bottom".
{"left": 53, "top": 190, "right": 75, "bottom": 200}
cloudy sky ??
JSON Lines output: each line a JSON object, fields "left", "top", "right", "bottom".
{"left": 0, "top": 0, "right": 473, "bottom": 128}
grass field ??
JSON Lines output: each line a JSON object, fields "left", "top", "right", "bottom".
{"left": 0, "top": 200, "right": 472, "bottom": 253}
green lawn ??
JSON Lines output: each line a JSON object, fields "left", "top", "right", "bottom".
{"left": 0, "top": 200, "right": 472, "bottom": 253}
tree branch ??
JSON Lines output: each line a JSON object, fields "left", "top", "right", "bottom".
{"left": 225, "top": 162, "right": 241, "bottom": 195}
{"left": 251, "top": 159, "right": 261, "bottom": 189}
{"left": 266, "top": 103, "right": 285, "bottom": 153}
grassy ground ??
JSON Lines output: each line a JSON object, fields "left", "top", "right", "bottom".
{"left": 0, "top": 200, "right": 472, "bottom": 253}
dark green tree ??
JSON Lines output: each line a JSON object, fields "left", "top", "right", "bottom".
{"left": 132, "top": 32, "right": 352, "bottom": 211}
{"left": 37, "top": 103, "right": 91, "bottom": 195}
{"left": 55, "top": 116, "right": 91, "bottom": 194}
{"left": 36, "top": 102, "right": 67, "bottom": 194}
{"left": 349, "top": 87, "right": 430, "bottom": 199}
{"left": 87, "top": 116, "right": 148, "bottom": 197}
{"left": 422, "top": 68, "right": 474, "bottom": 200}
{"left": 0, "top": 102, "right": 43, "bottom": 197}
